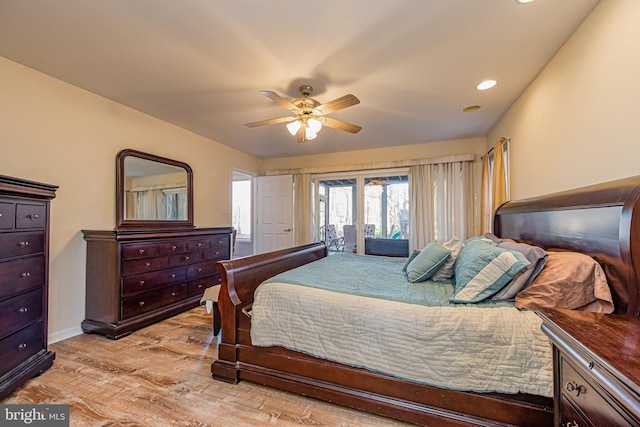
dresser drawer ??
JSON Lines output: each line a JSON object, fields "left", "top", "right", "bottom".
{"left": 122, "top": 255, "right": 170, "bottom": 275}
{"left": 187, "top": 260, "right": 216, "bottom": 279}
{"left": 0, "top": 321, "right": 44, "bottom": 377}
{"left": 122, "top": 242, "right": 161, "bottom": 260}
{"left": 203, "top": 247, "right": 227, "bottom": 261}
{"left": 163, "top": 283, "right": 188, "bottom": 305}
{"left": 187, "top": 274, "right": 221, "bottom": 297}
{"left": 0, "top": 202, "right": 15, "bottom": 229}
{"left": 168, "top": 250, "right": 203, "bottom": 266}
{"left": 121, "top": 267, "right": 186, "bottom": 296}
{"left": 561, "top": 395, "right": 590, "bottom": 427}
{"left": 0, "top": 231, "right": 45, "bottom": 259}
{"left": 561, "top": 358, "right": 631, "bottom": 426}
{"left": 121, "top": 240, "right": 189, "bottom": 260}
{"left": 121, "top": 290, "right": 163, "bottom": 319}
{"left": 187, "top": 239, "right": 209, "bottom": 251}
{"left": 15, "top": 203, "right": 47, "bottom": 229}
{"left": 0, "top": 255, "right": 45, "bottom": 299}
{"left": 209, "top": 235, "right": 229, "bottom": 250}
{"left": 0, "top": 288, "right": 43, "bottom": 339}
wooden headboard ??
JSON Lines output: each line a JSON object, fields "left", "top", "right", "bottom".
{"left": 494, "top": 175, "right": 640, "bottom": 316}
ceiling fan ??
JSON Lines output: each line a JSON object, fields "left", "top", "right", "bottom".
{"left": 245, "top": 85, "right": 362, "bottom": 143}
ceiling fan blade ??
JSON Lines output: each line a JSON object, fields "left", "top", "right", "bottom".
{"left": 323, "top": 117, "right": 362, "bottom": 134}
{"left": 260, "top": 90, "right": 299, "bottom": 112}
{"left": 244, "top": 116, "right": 295, "bottom": 128}
{"left": 296, "top": 125, "right": 306, "bottom": 143}
{"left": 317, "top": 94, "right": 360, "bottom": 114}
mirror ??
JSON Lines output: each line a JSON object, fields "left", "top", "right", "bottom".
{"left": 116, "top": 149, "right": 194, "bottom": 229}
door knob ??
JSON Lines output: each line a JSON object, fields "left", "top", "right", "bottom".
{"left": 284, "top": 228, "right": 293, "bottom": 232}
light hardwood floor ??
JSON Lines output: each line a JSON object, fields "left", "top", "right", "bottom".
{"left": 3, "top": 308, "right": 412, "bottom": 426}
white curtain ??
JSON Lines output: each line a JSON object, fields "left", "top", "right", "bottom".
{"left": 133, "top": 189, "right": 165, "bottom": 220}
{"left": 409, "top": 164, "right": 435, "bottom": 250}
{"left": 409, "top": 160, "right": 473, "bottom": 251}
{"left": 293, "top": 174, "right": 313, "bottom": 245}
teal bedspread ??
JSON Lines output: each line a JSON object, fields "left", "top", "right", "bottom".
{"left": 263, "top": 253, "right": 512, "bottom": 308}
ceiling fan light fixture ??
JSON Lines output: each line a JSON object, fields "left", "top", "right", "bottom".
{"left": 307, "top": 118, "right": 322, "bottom": 133}
{"left": 286, "top": 120, "right": 302, "bottom": 135}
{"left": 246, "top": 85, "right": 360, "bottom": 143}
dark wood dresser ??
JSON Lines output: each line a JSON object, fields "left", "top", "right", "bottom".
{"left": 82, "top": 227, "right": 232, "bottom": 339}
{"left": 0, "top": 175, "right": 57, "bottom": 400}
{"left": 538, "top": 308, "right": 640, "bottom": 426}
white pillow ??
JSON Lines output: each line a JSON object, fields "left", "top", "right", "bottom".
{"left": 431, "top": 236, "right": 463, "bottom": 281}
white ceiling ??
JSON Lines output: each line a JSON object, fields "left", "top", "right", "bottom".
{"left": 0, "top": 0, "right": 600, "bottom": 159}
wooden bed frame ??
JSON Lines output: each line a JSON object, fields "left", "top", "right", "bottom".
{"left": 212, "top": 175, "right": 640, "bottom": 426}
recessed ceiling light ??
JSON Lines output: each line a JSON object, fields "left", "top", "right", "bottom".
{"left": 516, "top": 0, "right": 535, "bottom": 3}
{"left": 476, "top": 80, "right": 497, "bottom": 90}
{"left": 463, "top": 105, "right": 481, "bottom": 113}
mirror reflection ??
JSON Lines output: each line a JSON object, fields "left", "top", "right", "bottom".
{"left": 123, "top": 156, "right": 188, "bottom": 221}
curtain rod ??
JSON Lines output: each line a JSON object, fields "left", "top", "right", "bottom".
{"left": 484, "top": 137, "right": 509, "bottom": 157}
{"left": 265, "top": 153, "right": 476, "bottom": 176}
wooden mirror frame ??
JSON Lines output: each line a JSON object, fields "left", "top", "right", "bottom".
{"left": 116, "top": 149, "right": 194, "bottom": 230}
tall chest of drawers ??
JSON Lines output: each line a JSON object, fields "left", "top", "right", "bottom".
{"left": 0, "top": 175, "right": 57, "bottom": 400}
{"left": 82, "top": 227, "right": 232, "bottom": 339}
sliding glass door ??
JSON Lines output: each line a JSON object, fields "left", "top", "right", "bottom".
{"left": 314, "top": 169, "right": 409, "bottom": 254}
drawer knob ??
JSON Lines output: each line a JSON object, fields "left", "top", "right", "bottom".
{"left": 171, "top": 292, "right": 176, "bottom": 296}
{"left": 17, "top": 241, "right": 30, "bottom": 248}
{"left": 185, "top": 256, "right": 190, "bottom": 261}
{"left": 565, "top": 421, "right": 579, "bottom": 427}
{"left": 565, "top": 381, "right": 587, "bottom": 396}
{"left": 18, "top": 307, "right": 28, "bottom": 315}
{"left": 197, "top": 243, "right": 202, "bottom": 248}
{"left": 172, "top": 245, "right": 177, "bottom": 250}
{"left": 17, "top": 343, "right": 28, "bottom": 351}
{"left": 139, "top": 249, "right": 145, "bottom": 254}
{"left": 139, "top": 301, "right": 145, "bottom": 307}
{"left": 19, "top": 272, "right": 31, "bottom": 279}
{"left": 0, "top": 213, "right": 3, "bottom": 217}
{"left": 138, "top": 280, "right": 145, "bottom": 286}
{"left": 145, "top": 262, "right": 151, "bottom": 268}
{"left": 171, "top": 274, "right": 176, "bottom": 279}
{"left": 197, "top": 268, "right": 202, "bottom": 273}
{"left": 27, "top": 213, "right": 39, "bottom": 220}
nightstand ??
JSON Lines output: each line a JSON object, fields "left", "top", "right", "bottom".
{"left": 538, "top": 308, "right": 640, "bottom": 426}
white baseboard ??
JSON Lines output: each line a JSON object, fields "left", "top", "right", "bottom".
{"left": 49, "top": 325, "right": 83, "bottom": 344}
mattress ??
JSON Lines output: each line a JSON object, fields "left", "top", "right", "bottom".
{"left": 250, "top": 254, "right": 553, "bottom": 397}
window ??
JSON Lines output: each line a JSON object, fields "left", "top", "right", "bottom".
{"left": 232, "top": 171, "right": 252, "bottom": 240}
{"left": 364, "top": 176, "right": 409, "bottom": 239}
{"left": 313, "top": 168, "right": 409, "bottom": 253}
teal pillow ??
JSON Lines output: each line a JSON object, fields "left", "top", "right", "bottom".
{"left": 405, "top": 242, "right": 451, "bottom": 283}
{"left": 451, "top": 239, "right": 530, "bottom": 303}
{"left": 402, "top": 249, "right": 421, "bottom": 272}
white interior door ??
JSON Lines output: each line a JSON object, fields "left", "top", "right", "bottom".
{"left": 255, "top": 175, "right": 294, "bottom": 254}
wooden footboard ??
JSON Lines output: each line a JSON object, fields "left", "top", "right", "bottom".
{"left": 212, "top": 243, "right": 327, "bottom": 383}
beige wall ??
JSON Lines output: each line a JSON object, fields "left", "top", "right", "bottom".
{"left": 262, "top": 137, "right": 486, "bottom": 172}
{"left": 487, "top": 0, "right": 640, "bottom": 200}
{"left": 0, "top": 57, "right": 261, "bottom": 341}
